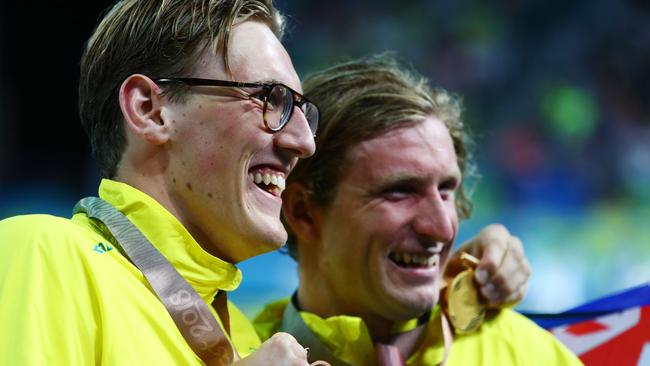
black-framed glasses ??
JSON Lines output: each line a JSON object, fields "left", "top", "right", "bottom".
{"left": 154, "top": 77, "right": 319, "bottom": 136}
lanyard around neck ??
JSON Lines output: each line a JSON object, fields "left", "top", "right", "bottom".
{"left": 280, "top": 294, "right": 451, "bottom": 366}
{"left": 375, "top": 314, "right": 452, "bottom": 366}
{"left": 73, "top": 197, "right": 238, "bottom": 365}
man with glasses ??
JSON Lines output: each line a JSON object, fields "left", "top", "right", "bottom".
{"left": 0, "top": 1, "right": 529, "bottom": 365}
{"left": 0, "top": 1, "right": 316, "bottom": 365}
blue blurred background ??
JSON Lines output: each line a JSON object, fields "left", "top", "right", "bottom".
{"left": 1, "top": 0, "right": 648, "bottom": 318}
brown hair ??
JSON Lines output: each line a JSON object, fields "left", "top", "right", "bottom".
{"left": 79, "top": 0, "right": 285, "bottom": 178}
{"left": 286, "top": 53, "right": 476, "bottom": 258}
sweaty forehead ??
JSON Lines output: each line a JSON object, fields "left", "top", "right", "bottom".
{"left": 227, "top": 21, "right": 302, "bottom": 91}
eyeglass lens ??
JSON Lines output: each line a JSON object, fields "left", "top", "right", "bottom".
{"left": 263, "top": 85, "right": 318, "bottom": 135}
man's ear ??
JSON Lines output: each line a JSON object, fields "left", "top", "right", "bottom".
{"left": 282, "top": 182, "right": 322, "bottom": 242}
{"left": 119, "top": 74, "right": 169, "bottom": 145}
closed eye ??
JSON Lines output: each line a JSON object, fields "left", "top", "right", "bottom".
{"left": 248, "top": 89, "right": 266, "bottom": 101}
{"left": 380, "top": 182, "right": 419, "bottom": 201}
{"left": 439, "top": 178, "right": 459, "bottom": 200}
{"left": 247, "top": 90, "right": 266, "bottom": 108}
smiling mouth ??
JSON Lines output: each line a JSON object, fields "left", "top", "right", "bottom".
{"left": 389, "top": 252, "right": 439, "bottom": 269}
{"left": 249, "top": 169, "right": 286, "bottom": 197}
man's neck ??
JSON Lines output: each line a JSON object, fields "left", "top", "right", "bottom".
{"left": 112, "top": 168, "right": 238, "bottom": 263}
{"left": 295, "top": 279, "right": 396, "bottom": 339}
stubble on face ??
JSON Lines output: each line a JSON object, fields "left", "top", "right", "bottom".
{"left": 298, "top": 117, "right": 460, "bottom": 335}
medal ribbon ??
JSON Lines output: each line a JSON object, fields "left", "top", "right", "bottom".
{"left": 374, "top": 312, "right": 453, "bottom": 366}
{"left": 74, "top": 197, "right": 238, "bottom": 366}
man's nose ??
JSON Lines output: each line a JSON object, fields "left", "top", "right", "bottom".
{"left": 274, "top": 106, "right": 316, "bottom": 158}
{"left": 411, "top": 192, "right": 456, "bottom": 244}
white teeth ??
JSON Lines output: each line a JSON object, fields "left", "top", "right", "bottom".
{"left": 251, "top": 171, "right": 286, "bottom": 195}
{"left": 391, "top": 252, "right": 439, "bottom": 267}
{"left": 427, "top": 256, "right": 437, "bottom": 266}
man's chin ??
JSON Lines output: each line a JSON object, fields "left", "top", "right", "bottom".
{"left": 227, "top": 219, "right": 287, "bottom": 261}
{"left": 252, "top": 225, "right": 288, "bottom": 253}
{"left": 386, "top": 293, "right": 437, "bottom": 320}
{"left": 266, "top": 222, "right": 288, "bottom": 247}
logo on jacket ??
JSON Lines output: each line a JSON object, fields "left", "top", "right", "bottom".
{"left": 93, "top": 242, "right": 113, "bottom": 254}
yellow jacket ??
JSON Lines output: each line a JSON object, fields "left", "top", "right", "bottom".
{"left": 254, "top": 298, "right": 583, "bottom": 366}
{"left": 0, "top": 179, "right": 260, "bottom": 365}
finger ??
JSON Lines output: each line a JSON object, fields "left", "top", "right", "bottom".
{"left": 481, "top": 240, "right": 530, "bottom": 306}
{"left": 505, "top": 282, "right": 529, "bottom": 305}
{"left": 270, "top": 332, "right": 309, "bottom": 359}
{"left": 481, "top": 234, "right": 527, "bottom": 283}
{"left": 291, "top": 340, "right": 309, "bottom": 361}
{"left": 492, "top": 237, "right": 529, "bottom": 291}
{"left": 504, "top": 235, "right": 525, "bottom": 262}
{"left": 475, "top": 227, "right": 511, "bottom": 285}
{"left": 482, "top": 268, "right": 529, "bottom": 307}
{"left": 486, "top": 281, "right": 529, "bottom": 308}
{"left": 493, "top": 235, "right": 523, "bottom": 274}
{"left": 270, "top": 331, "right": 298, "bottom": 344}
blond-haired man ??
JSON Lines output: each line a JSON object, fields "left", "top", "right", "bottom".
{"left": 0, "top": 1, "right": 316, "bottom": 364}
{"left": 255, "top": 54, "right": 581, "bottom": 365}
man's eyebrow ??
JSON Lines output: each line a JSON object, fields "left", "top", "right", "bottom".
{"left": 366, "top": 174, "right": 426, "bottom": 191}
{"left": 366, "top": 171, "right": 462, "bottom": 191}
{"left": 249, "top": 78, "right": 282, "bottom": 84}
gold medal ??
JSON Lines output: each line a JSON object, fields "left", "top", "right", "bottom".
{"left": 444, "top": 253, "right": 485, "bottom": 334}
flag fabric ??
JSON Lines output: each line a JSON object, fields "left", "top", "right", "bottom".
{"left": 525, "top": 283, "right": 650, "bottom": 365}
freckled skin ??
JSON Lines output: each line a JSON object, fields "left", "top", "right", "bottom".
{"left": 158, "top": 21, "right": 315, "bottom": 262}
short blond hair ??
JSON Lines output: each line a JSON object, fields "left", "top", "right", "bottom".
{"left": 79, "top": 0, "right": 285, "bottom": 178}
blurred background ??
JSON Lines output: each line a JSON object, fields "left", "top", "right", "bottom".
{"left": 0, "top": 0, "right": 648, "bottom": 318}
